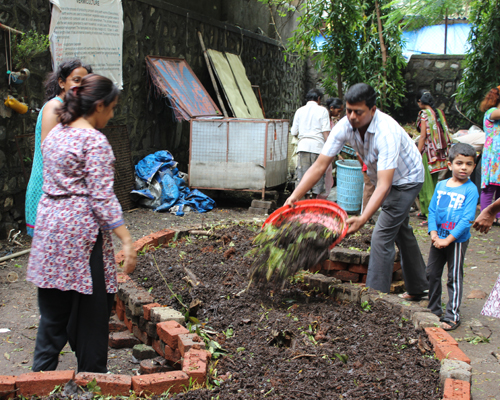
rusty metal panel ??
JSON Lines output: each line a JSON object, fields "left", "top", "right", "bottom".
{"left": 146, "top": 56, "right": 221, "bottom": 121}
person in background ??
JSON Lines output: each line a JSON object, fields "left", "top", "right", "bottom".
{"left": 320, "top": 97, "right": 344, "bottom": 200}
{"left": 416, "top": 90, "right": 452, "bottom": 227}
{"left": 479, "top": 86, "right": 500, "bottom": 226}
{"left": 473, "top": 195, "right": 500, "bottom": 319}
{"left": 426, "top": 143, "right": 478, "bottom": 331}
{"left": 25, "top": 59, "right": 92, "bottom": 236}
{"left": 27, "top": 74, "right": 136, "bottom": 373}
{"left": 286, "top": 83, "right": 428, "bottom": 296}
{"left": 290, "top": 88, "right": 331, "bottom": 199}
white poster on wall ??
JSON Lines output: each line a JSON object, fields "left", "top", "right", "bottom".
{"left": 49, "top": 0, "right": 123, "bottom": 88}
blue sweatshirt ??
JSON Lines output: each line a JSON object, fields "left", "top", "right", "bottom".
{"left": 428, "top": 179, "right": 479, "bottom": 243}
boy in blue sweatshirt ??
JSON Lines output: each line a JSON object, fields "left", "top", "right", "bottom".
{"left": 427, "top": 143, "right": 478, "bottom": 331}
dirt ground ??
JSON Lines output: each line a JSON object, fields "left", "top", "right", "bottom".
{"left": 0, "top": 196, "right": 499, "bottom": 399}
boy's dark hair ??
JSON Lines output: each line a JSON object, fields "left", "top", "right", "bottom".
{"left": 449, "top": 143, "right": 476, "bottom": 163}
{"left": 326, "top": 97, "right": 343, "bottom": 109}
{"left": 345, "top": 83, "right": 377, "bottom": 108}
{"left": 305, "top": 88, "right": 324, "bottom": 102}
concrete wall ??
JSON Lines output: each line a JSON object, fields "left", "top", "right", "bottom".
{"left": 394, "top": 54, "right": 467, "bottom": 129}
{"left": 0, "top": 0, "right": 306, "bottom": 238}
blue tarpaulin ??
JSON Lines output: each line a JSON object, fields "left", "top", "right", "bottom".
{"left": 131, "top": 151, "right": 216, "bottom": 216}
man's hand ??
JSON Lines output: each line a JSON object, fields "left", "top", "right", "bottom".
{"left": 473, "top": 208, "right": 495, "bottom": 233}
{"left": 284, "top": 194, "right": 300, "bottom": 207}
{"left": 346, "top": 216, "right": 365, "bottom": 235}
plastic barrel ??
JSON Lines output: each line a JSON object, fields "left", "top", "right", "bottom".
{"left": 335, "top": 159, "right": 364, "bottom": 213}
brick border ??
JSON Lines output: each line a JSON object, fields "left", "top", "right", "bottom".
{"left": 0, "top": 227, "right": 472, "bottom": 399}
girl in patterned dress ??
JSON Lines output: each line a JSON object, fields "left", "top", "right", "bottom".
{"left": 416, "top": 91, "right": 452, "bottom": 226}
{"left": 479, "top": 86, "right": 500, "bottom": 226}
{"left": 27, "top": 74, "right": 136, "bottom": 372}
{"left": 25, "top": 60, "right": 92, "bottom": 236}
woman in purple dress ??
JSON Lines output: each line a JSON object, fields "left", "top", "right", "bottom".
{"left": 27, "top": 74, "right": 136, "bottom": 373}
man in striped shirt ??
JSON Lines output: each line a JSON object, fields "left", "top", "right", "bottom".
{"left": 285, "top": 83, "right": 428, "bottom": 295}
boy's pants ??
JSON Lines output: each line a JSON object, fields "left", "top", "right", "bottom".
{"left": 427, "top": 240, "right": 469, "bottom": 322}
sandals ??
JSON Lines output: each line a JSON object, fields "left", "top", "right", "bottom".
{"left": 440, "top": 318, "right": 461, "bottom": 331}
{"left": 416, "top": 212, "right": 426, "bottom": 220}
{"left": 398, "top": 292, "right": 427, "bottom": 301}
{"left": 418, "top": 220, "right": 428, "bottom": 227}
{"left": 493, "top": 219, "right": 500, "bottom": 227}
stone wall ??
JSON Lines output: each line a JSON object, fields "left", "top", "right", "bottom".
{"left": 394, "top": 54, "right": 467, "bottom": 129}
{"left": 0, "top": 0, "right": 306, "bottom": 238}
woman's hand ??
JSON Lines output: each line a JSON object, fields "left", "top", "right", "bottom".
{"left": 284, "top": 193, "right": 300, "bottom": 207}
{"left": 473, "top": 208, "right": 496, "bottom": 233}
{"left": 121, "top": 241, "right": 137, "bottom": 274}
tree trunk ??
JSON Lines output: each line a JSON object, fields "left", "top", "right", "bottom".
{"left": 444, "top": 12, "right": 448, "bottom": 55}
{"left": 375, "top": 0, "right": 387, "bottom": 109}
{"left": 337, "top": 71, "right": 343, "bottom": 99}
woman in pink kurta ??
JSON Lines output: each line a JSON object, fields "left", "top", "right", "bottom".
{"left": 27, "top": 74, "right": 136, "bottom": 373}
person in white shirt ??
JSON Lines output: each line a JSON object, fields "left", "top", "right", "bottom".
{"left": 285, "top": 83, "right": 428, "bottom": 295}
{"left": 290, "top": 89, "right": 331, "bottom": 198}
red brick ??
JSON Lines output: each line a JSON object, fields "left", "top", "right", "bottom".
{"left": 164, "top": 344, "right": 181, "bottom": 365}
{"left": 116, "top": 298, "right": 126, "bottom": 322}
{"left": 124, "top": 315, "right": 134, "bottom": 332}
{"left": 157, "top": 321, "right": 189, "bottom": 350}
{"left": 143, "top": 303, "right": 162, "bottom": 321}
{"left": 16, "top": 371, "right": 75, "bottom": 397}
{"left": 109, "top": 331, "right": 141, "bottom": 349}
{"left": 177, "top": 334, "right": 204, "bottom": 357}
{"left": 182, "top": 349, "right": 208, "bottom": 384}
{"left": 115, "top": 250, "right": 125, "bottom": 264}
{"left": 117, "top": 272, "right": 130, "bottom": 283}
{"left": 133, "top": 236, "right": 157, "bottom": 253}
{"left": 361, "top": 274, "right": 367, "bottom": 283}
{"left": 434, "top": 344, "right": 471, "bottom": 364}
{"left": 131, "top": 371, "right": 189, "bottom": 396}
{"left": 323, "top": 260, "right": 348, "bottom": 271}
{"left": 139, "top": 359, "right": 173, "bottom": 375}
{"left": 393, "top": 262, "right": 401, "bottom": 272}
{"left": 309, "top": 263, "right": 322, "bottom": 273}
{"left": 152, "top": 339, "right": 165, "bottom": 358}
{"left": 348, "top": 264, "right": 368, "bottom": 274}
{"left": 133, "top": 325, "right": 152, "bottom": 346}
{"left": 425, "top": 327, "right": 459, "bottom": 349}
{"left": 331, "top": 270, "right": 360, "bottom": 283}
{"left": 0, "top": 375, "right": 16, "bottom": 399}
{"left": 443, "top": 379, "right": 470, "bottom": 399}
{"left": 109, "top": 317, "right": 127, "bottom": 333}
{"left": 150, "top": 229, "right": 176, "bottom": 246}
{"left": 75, "top": 373, "right": 131, "bottom": 397}
{"left": 392, "top": 269, "right": 403, "bottom": 281}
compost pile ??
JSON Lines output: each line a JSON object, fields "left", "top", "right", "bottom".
{"left": 128, "top": 222, "right": 441, "bottom": 399}
{"left": 338, "top": 226, "right": 374, "bottom": 252}
{"left": 248, "top": 222, "right": 337, "bottom": 287}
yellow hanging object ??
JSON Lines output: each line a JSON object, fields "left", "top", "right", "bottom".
{"left": 4, "top": 96, "right": 28, "bottom": 114}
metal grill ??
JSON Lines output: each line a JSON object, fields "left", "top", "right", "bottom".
{"left": 190, "top": 118, "right": 289, "bottom": 192}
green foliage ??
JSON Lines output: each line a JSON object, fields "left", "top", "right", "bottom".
{"left": 259, "top": 0, "right": 407, "bottom": 110}
{"left": 456, "top": 0, "right": 500, "bottom": 125}
{"left": 12, "top": 30, "right": 50, "bottom": 70}
{"left": 360, "top": 301, "right": 372, "bottom": 312}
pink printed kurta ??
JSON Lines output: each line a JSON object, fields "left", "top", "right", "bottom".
{"left": 482, "top": 274, "right": 500, "bottom": 319}
{"left": 27, "top": 124, "right": 124, "bottom": 295}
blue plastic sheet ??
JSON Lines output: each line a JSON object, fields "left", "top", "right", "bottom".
{"left": 131, "top": 151, "right": 216, "bottom": 215}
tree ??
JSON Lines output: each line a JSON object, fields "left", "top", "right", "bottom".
{"left": 260, "top": 0, "right": 407, "bottom": 110}
{"left": 456, "top": 0, "right": 500, "bottom": 125}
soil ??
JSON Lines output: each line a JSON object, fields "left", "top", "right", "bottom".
{"left": 338, "top": 225, "right": 374, "bottom": 252}
{"left": 130, "top": 223, "right": 442, "bottom": 399}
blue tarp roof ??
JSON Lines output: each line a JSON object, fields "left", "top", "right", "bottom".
{"left": 313, "top": 23, "right": 471, "bottom": 58}
{"left": 402, "top": 23, "right": 471, "bottom": 56}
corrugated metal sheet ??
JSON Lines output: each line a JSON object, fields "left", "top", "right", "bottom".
{"left": 146, "top": 56, "right": 221, "bottom": 121}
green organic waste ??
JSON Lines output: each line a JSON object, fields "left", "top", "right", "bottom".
{"left": 247, "top": 221, "right": 338, "bottom": 288}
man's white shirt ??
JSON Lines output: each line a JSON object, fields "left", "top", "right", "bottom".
{"left": 321, "top": 109, "right": 424, "bottom": 186}
{"left": 291, "top": 101, "right": 331, "bottom": 154}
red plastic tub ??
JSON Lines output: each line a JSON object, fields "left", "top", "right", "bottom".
{"left": 263, "top": 199, "right": 349, "bottom": 249}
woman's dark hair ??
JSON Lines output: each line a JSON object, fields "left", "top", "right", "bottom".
{"left": 480, "top": 87, "right": 500, "bottom": 113}
{"left": 44, "top": 59, "right": 93, "bottom": 101}
{"left": 306, "top": 88, "right": 324, "bottom": 102}
{"left": 418, "top": 90, "right": 445, "bottom": 131}
{"left": 449, "top": 143, "right": 476, "bottom": 164}
{"left": 326, "top": 97, "right": 343, "bottom": 110}
{"left": 56, "top": 74, "right": 120, "bottom": 125}
{"left": 345, "top": 83, "right": 377, "bottom": 108}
